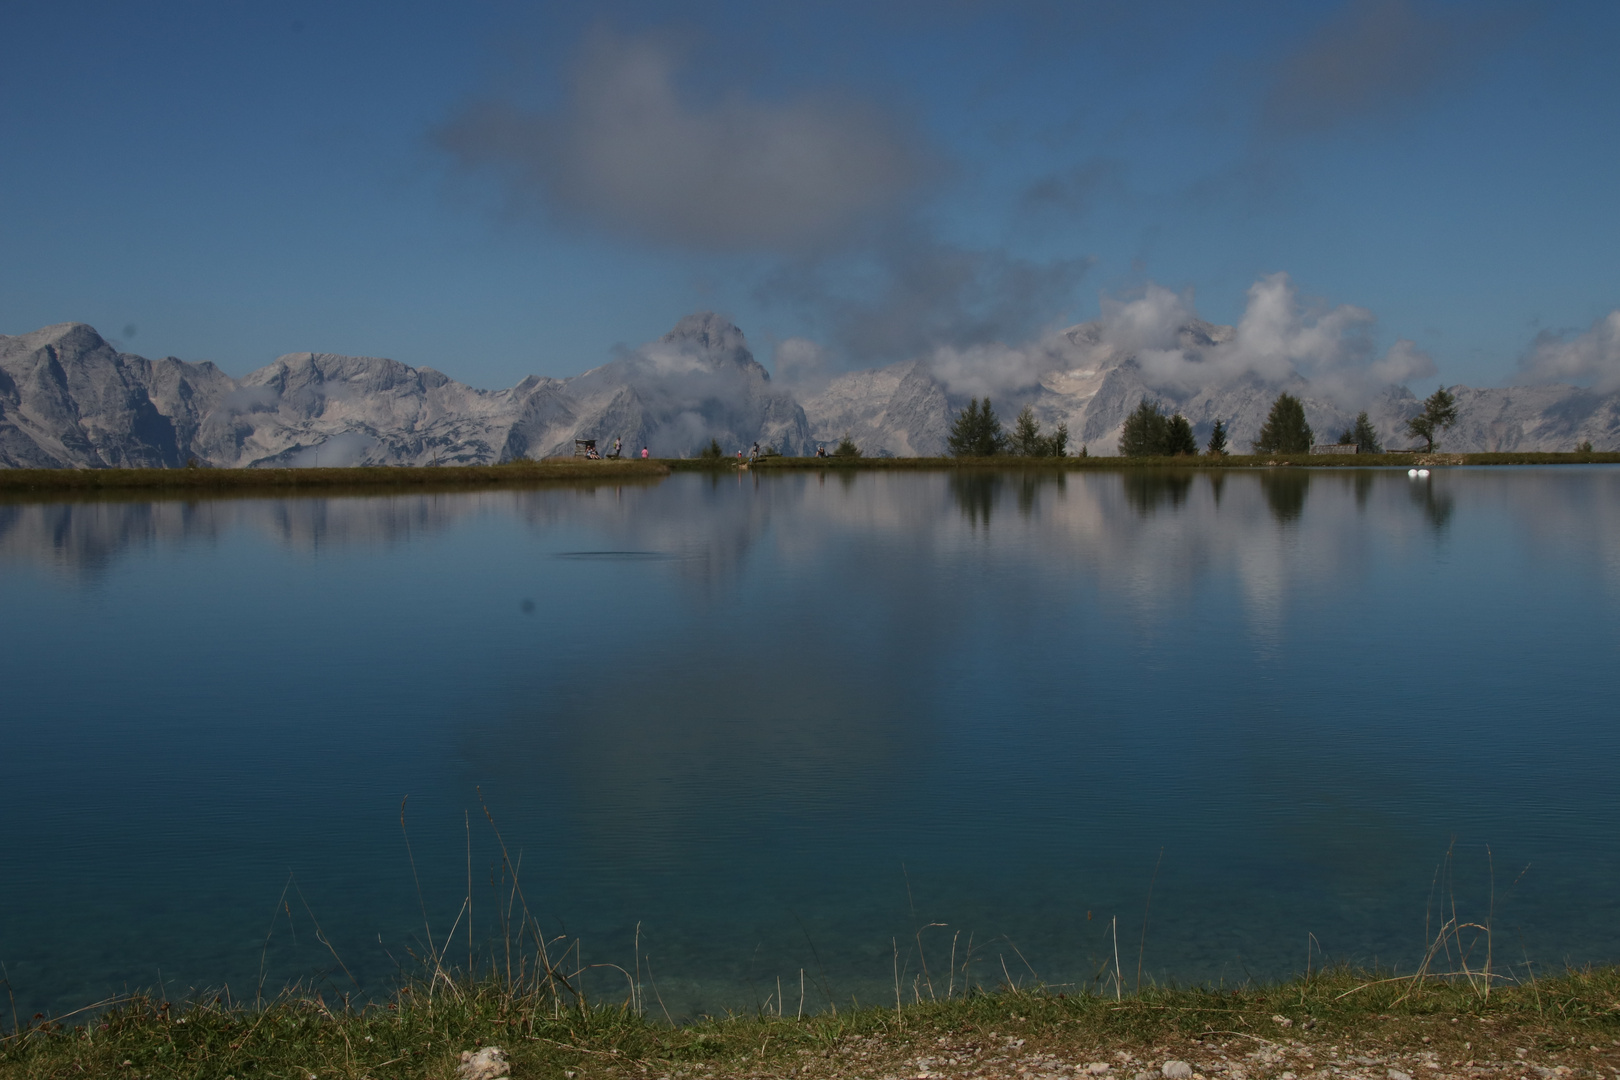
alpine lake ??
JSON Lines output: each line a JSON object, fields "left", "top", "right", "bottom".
{"left": 2, "top": 465, "right": 1617, "bottom": 1021}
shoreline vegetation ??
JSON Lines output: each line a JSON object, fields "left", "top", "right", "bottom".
{"left": 0, "top": 452, "right": 1616, "bottom": 497}
{"left": 3, "top": 968, "right": 1617, "bottom": 1080}
{"left": 0, "top": 459, "right": 671, "bottom": 497}
{"left": 735, "top": 451, "right": 1620, "bottom": 471}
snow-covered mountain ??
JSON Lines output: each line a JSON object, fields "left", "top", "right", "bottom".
{"left": 0, "top": 313, "right": 810, "bottom": 468}
{"left": 803, "top": 318, "right": 1620, "bottom": 455}
{"left": 1, "top": 311, "right": 1615, "bottom": 468}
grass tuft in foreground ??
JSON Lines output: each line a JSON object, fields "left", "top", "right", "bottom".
{"left": 5, "top": 967, "right": 1620, "bottom": 1080}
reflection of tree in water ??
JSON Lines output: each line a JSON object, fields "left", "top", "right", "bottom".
{"left": 1409, "top": 476, "right": 1454, "bottom": 532}
{"left": 1207, "top": 472, "right": 1226, "bottom": 508}
{"left": 1353, "top": 470, "right": 1375, "bottom": 509}
{"left": 1122, "top": 471, "right": 1193, "bottom": 517}
{"left": 950, "top": 473, "right": 1000, "bottom": 528}
{"left": 1260, "top": 470, "right": 1309, "bottom": 523}
{"left": 1015, "top": 471, "right": 1065, "bottom": 517}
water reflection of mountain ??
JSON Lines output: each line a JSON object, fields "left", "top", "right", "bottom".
{"left": 7, "top": 466, "right": 1620, "bottom": 1018}
{"left": 6, "top": 469, "right": 1619, "bottom": 601}
{"left": 0, "top": 485, "right": 655, "bottom": 577}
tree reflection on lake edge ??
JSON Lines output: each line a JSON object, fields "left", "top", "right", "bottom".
{"left": 1121, "top": 470, "right": 1195, "bottom": 517}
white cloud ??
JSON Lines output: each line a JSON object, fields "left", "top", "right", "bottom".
{"left": 772, "top": 337, "right": 832, "bottom": 389}
{"left": 436, "top": 30, "right": 922, "bottom": 251}
{"left": 1097, "top": 284, "right": 1195, "bottom": 354}
{"left": 914, "top": 273, "right": 1434, "bottom": 405}
{"left": 925, "top": 339, "right": 1064, "bottom": 402}
{"left": 1521, "top": 311, "right": 1620, "bottom": 393}
{"left": 1130, "top": 273, "right": 1433, "bottom": 402}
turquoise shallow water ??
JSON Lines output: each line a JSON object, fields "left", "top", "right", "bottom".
{"left": 1, "top": 467, "right": 1618, "bottom": 1019}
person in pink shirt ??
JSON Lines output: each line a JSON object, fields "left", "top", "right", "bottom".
{"left": 640, "top": 446, "right": 649, "bottom": 459}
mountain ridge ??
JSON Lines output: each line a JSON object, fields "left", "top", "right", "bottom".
{"left": 1, "top": 315, "right": 1614, "bottom": 468}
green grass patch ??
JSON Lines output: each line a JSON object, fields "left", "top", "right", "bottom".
{"left": 4, "top": 452, "right": 1614, "bottom": 499}
{"left": 5, "top": 968, "right": 1619, "bottom": 1080}
{"left": 0, "top": 460, "right": 671, "bottom": 498}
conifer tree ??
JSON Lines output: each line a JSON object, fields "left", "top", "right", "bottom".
{"left": 1165, "top": 413, "right": 1198, "bottom": 456}
{"left": 1119, "top": 399, "right": 1170, "bottom": 457}
{"left": 1005, "top": 406, "right": 1069, "bottom": 457}
{"left": 1041, "top": 423, "right": 1070, "bottom": 457}
{"left": 1253, "top": 392, "right": 1313, "bottom": 453}
{"left": 1351, "top": 411, "right": 1382, "bottom": 453}
{"left": 1008, "top": 406, "right": 1043, "bottom": 456}
{"left": 1206, "top": 418, "right": 1229, "bottom": 456}
{"left": 947, "top": 398, "right": 1008, "bottom": 457}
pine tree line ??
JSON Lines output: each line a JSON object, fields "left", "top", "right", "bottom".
{"left": 947, "top": 399, "right": 1069, "bottom": 458}
{"left": 944, "top": 385, "right": 1462, "bottom": 460}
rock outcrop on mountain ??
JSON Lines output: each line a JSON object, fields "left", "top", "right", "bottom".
{"left": 531, "top": 312, "right": 810, "bottom": 461}
{"left": 2, "top": 310, "right": 1614, "bottom": 468}
{"left": 800, "top": 361, "right": 953, "bottom": 456}
{"left": 0, "top": 322, "right": 235, "bottom": 467}
{"left": 0, "top": 314, "right": 810, "bottom": 468}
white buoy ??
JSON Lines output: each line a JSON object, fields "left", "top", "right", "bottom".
{"left": 1417, "top": 468, "right": 1431, "bottom": 477}
{"left": 1408, "top": 469, "right": 1419, "bottom": 477}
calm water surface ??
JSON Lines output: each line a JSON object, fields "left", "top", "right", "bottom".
{"left": 2, "top": 467, "right": 1618, "bottom": 1018}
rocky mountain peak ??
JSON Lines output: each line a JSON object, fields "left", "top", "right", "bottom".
{"left": 658, "top": 312, "right": 759, "bottom": 373}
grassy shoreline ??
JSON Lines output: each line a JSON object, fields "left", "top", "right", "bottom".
{"left": 0, "top": 459, "right": 670, "bottom": 497}
{"left": 725, "top": 451, "right": 1620, "bottom": 471}
{"left": 4, "top": 969, "right": 1618, "bottom": 1080}
{"left": 0, "top": 452, "right": 1612, "bottom": 497}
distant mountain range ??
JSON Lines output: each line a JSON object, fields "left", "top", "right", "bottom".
{"left": 1, "top": 313, "right": 1614, "bottom": 468}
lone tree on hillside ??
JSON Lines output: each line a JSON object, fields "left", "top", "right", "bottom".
{"left": 1406, "top": 386, "right": 1457, "bottom": 452}
{"left": 1206, "top": 418, "right": 1229, "bottom": 456}
{"left": 1008, "top": 406, "right": 1069, "bottom": 457}
{"left": 1253, "top": 392, "right": 1313, "bottom": 454}
{"left": 947, "top": 398, "right": 1009, "bottom": 457}
{"left": 1165, "top": 413, "right": 1198, "bottom": 456}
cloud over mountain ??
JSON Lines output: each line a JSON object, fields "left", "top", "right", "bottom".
{"left": 1519, "top": 311, "right": 1620, "bottom": 393}
{"left": 904, "top": 274, "right": 1434, "bottom": 408}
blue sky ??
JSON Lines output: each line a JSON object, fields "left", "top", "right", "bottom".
{"left": 3, "top": 0, "right": 1618, "bottom": 391}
